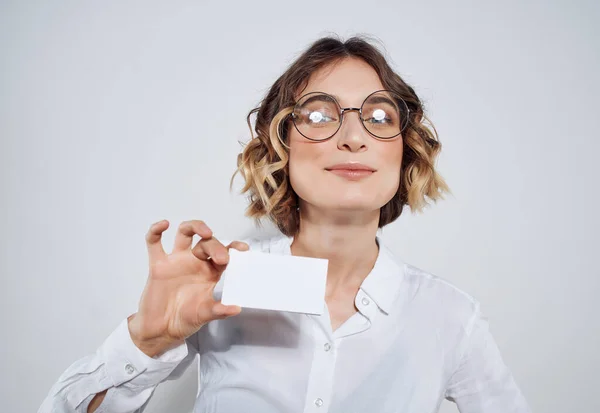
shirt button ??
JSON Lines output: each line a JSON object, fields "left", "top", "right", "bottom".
{"left": 314, "top": 398, "right": 324, "bottom": 407}
{"left": 324, "top": 343, "right": 331, "bottom": 352}
{"left": 125, "top": 363, "right": 135, "bottom": 375}
{"left": 361, "top": 297, "right": 370, "bottom": 306}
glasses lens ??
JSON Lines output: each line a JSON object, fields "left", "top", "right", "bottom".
{"left": 361, "top": 91, "right": 408, "bottom": 138}
{"left": 293, "top": 93, "right": 340, "bottom": 140}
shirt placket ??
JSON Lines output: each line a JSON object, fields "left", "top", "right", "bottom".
{"left": 302, "top": 291, "right": 376, "bottom": 412}
{"left": 302, "top": 303, "right": 338, "bottom": 412}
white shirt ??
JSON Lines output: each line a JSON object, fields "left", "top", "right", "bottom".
{"left": 39, "top": 233, "right": 531, "bottom": 413}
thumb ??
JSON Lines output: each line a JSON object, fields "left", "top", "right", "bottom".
{"left": 211, "top": 302, "right": 242, "bottom": 319}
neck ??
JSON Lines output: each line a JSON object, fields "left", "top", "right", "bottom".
{"left": 289, "top": 206, "right": 380, "bottom": 296}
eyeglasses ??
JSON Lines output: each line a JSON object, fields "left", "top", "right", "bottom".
{"left": 290, "top": 90, "right": 410, "bottom": 141}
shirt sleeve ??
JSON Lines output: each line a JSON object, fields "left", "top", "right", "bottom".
{"left": 38, "top": 316, "right": 198, "bottom": 413}
{"left": 444, "top": 304, "right": 532, "bottom": 413}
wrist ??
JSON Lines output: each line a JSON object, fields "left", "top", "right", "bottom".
{"left": 127, "top": 314, "right": 183, "bottom": 358}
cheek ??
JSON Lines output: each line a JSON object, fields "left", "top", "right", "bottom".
{"left": 287, "top": 132, "right": 324, "bottom": 196}
{"left": 377, "top": 138, "right": 403, "bottom": 167}
{"left": 287, "top": 129, "right": 334, "bottom": 168}
{"left": 392, "top": 141, "right": 404, "bottom": 172}
{"left": 377, "top": 141, "right": 404, "bottom": 193}
{"left": 288, "top": 132, "right": 350, "bottom": 207}
{"left": 391, "top": 139, "right": 404, "bottom": 165}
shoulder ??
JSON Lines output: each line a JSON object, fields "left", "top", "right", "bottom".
{"left": 404, "top": 262, "right": 479, "bottom": 308}
{"left": 397, "top": 258, "right": 481, "bottom": 332}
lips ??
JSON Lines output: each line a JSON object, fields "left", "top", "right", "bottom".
{"left": 325, "top": 163, "right": 376, "bottom": 180}
{"left": 325, "top": 163, "right": 376, "bottom": 172}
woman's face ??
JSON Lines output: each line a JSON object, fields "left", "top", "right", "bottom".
{"left": 288, "top": 57, "right": 404, "bottom": 216}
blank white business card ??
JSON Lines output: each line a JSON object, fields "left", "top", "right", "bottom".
{"left": 221, "top": 249, "right": 328, "bottom": 315}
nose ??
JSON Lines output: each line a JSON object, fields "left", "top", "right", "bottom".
{"left": 336, "top": 109, "right": 368, "bottom": 152}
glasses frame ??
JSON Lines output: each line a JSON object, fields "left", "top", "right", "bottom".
{"left": 290, "top": 89, "right": 411, "bottom": 142}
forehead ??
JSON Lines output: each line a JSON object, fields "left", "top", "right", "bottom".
{"left": 299, "top": 57, "right": 385, "bottom": 106}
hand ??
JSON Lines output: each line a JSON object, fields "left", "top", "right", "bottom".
{"left": 128, "top": 219, "right": 248, "bottom": 357}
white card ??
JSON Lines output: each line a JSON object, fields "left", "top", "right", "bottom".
{"left": 221, "top": 249, "right": 328, "bottom": 315}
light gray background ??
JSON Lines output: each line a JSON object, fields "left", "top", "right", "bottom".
{"left": 1, "top": 1, "right": 598, "bottom": 412}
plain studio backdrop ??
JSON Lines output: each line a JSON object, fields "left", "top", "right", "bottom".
{"left": 1, "top": 1, "right": 599, "bottom": 412}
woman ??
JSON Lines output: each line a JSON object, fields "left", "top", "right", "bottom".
{"left": 39, "top": 35, "right": 531, "bottom": 413}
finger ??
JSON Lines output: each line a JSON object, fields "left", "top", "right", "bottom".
{"left": 173, "top": 220, "right": 213, "bottom": 252}
{"left": 211, "top": 302, "right": 242, "bottom": 319}
{"left": 210, "top": 241, "right": 250, "bottom": 276}
{"left": 191, "top": 237, "right": 229, "bottom": 264}
{"left": 145, "top": 220, "right": 169, "bottom": 262}
{"left": 226, "top": 240, "right": 250, "bottom": 252}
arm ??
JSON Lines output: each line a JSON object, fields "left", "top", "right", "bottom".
{"left": 38, "top": 316, "right": 199, "bottom": 413}
{"left": 445, "top": 304, "right": 532, "bottom": 413}
{"left": 38, "top": 221, "right": 247, "bottom": 413}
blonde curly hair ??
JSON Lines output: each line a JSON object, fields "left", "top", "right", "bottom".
{"left": 231, "top": 35, "right": 450, "bottom": 237}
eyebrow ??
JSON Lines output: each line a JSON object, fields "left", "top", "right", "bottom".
{"left": 301, "top": 92, "right": 367, "bottom": 103}
{"left": 366, "top": 95, "right": 398, "bottom": 107}
{"left": 304, "top": 92, "right": 397, "bottom": 108}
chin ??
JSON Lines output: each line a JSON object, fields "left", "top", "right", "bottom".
{"left": 293, "top": 181, "right": 396, "bottom": 212}
{"left": 325, "top": 195, "right": 383, "bottom": 211}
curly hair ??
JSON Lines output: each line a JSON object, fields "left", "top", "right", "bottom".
{"left": 231, "top": 34, "right": 451, "bottom": 237}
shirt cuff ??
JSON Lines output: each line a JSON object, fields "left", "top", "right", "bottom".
{"left": 97, "top": 317, "right": 189, "bottom": 388}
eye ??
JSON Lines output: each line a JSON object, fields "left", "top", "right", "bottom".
{"left": 308, "top": 110, "right": 334, "bottom": 124}
{"left": 365, "top": 108, "right": 392, "bottom": 124}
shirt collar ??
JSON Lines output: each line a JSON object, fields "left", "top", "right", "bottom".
{"left": 271, "top": 233, "right": 405, "bottom": 315}
{"left": 359, "top": 237, "right": 405, "bottom": 315}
